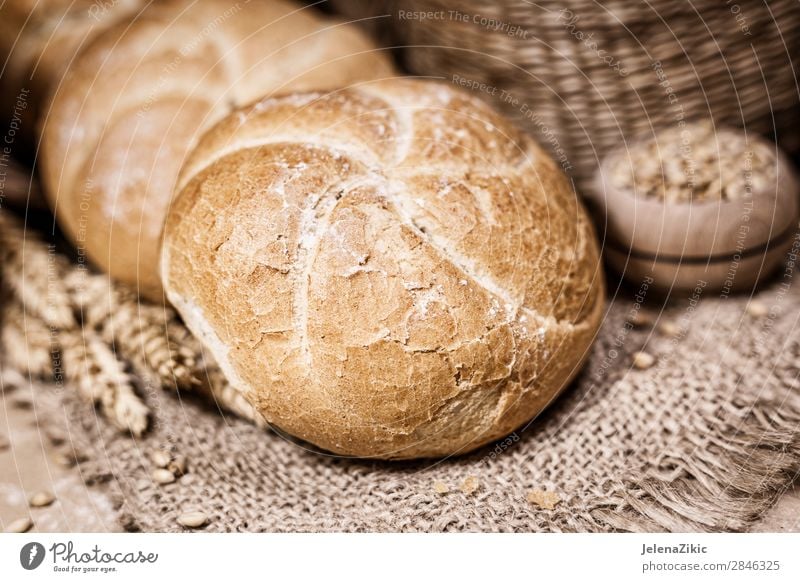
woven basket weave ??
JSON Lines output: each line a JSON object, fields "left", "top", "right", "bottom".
{"left": 333, "top": 0, "right": 800, "bottom": 189}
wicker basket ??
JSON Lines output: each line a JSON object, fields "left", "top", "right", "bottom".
{"left": 332, "top": 0, "right": 800, "bottom": 190}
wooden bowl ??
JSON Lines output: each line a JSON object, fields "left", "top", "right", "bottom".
{"left": 588, "top": 136, "right": 800, "bottom": 294}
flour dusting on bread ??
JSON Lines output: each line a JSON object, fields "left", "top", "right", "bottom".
{"left": 162, "top": 79, "right": 604, "bottom": 459}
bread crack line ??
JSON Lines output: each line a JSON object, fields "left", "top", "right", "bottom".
{"left": 294, "top": 173, "right": 387, "bottom": 369}
{"left": 382, "top": 175, "right": 523, "bottom": 320}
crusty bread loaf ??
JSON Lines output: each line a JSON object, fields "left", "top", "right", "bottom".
{"left": 40, "top": 0, "right": 394, "bottom": 300}
{"left": 161, "top": 79, "right": 605, "bottom": 459}
{"left": 0, "top": 0, "right": 146, "bottom": 150}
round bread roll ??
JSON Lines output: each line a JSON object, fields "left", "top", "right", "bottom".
{"left": 40, "top": 0, "right": 394, "bottom": 301}
{"left": 162, "top": 79, "right": 605, "bottom": 459}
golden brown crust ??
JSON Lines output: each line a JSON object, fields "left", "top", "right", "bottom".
{"left": 162, "top": 79, "right": 605, "bottom": 459}
{"left": 39, "top": 0, "right": 395, "bottom": 300}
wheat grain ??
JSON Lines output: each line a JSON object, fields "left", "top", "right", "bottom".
{"left": 167, "top": 456, "right": 187, "bottom": 477}
{"left": 632, "top": 351, "right": 656, "bottom": 370}
{"left": 526, "top": 489, "right": 561, "bottom": 510}
{"left": 51, "top": 452, "right": 78, "bottom": 468}
{"left": 151, "top": 450, "right": 171, "bottom": 468}
{"left": 658, "top": 320, "right": 682, "bottom": 338}
{"left": 746, "top": 301, "right": 769, "bottom": 317}
{"left": 459, "top": 476, "right": 479, "bottom": 495}
{"left": 4, "top": 516, "right": 33, "bottom": 533}
{"left": 177, "top": 511, "right": 208, "bottom": 528}
{"left": 432, "top": 481, "right": 450, "bottom": 494}
{"left": 152, "top": 468, "right": 176, "bottom": 484}
{"left": 29, "top": 491, "right": 55, "bottom": 507}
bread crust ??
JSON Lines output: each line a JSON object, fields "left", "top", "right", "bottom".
{"left": 39, "top": 0, "right": 394, "bottom": 300}
{"left": 162, "top": 79, "right": 605, "bottom": 459}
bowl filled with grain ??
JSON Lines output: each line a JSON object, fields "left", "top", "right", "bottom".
{"left": 589, "top": 120, "right": 799, "bottom": 293}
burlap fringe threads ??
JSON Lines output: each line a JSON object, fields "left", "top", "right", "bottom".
{"left": 596, "top": 391, "right": 800, "bottom": 532}
{"left": 0, "top": 209, "right": 266, "bottom": 436}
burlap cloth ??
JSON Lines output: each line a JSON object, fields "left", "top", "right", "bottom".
{"left": 35, "top": 261, "right": 800, "bottom": 532}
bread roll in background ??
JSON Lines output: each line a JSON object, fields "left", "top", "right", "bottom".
{"left": 162, "top": 79, "right": 605, "bottom": 459}
{"left": 40, "top": 0, "right": 395, "bottom": 300}
{"left": 0, "top": 0, "right": 146, "bottom": 151}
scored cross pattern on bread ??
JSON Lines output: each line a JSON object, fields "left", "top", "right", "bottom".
{"left": 162, "top": 80, "right": 605, "bottom": 459}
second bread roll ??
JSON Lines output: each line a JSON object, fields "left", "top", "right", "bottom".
{"left": 40, "top": 0, "right": 394, "bottom": 300}
{"left": 162, "top": 79, "right": 605, "bottom": 459}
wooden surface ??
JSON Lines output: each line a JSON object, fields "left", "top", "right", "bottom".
{"left": 1, "top": 386, "right": 798, "bottom": 532}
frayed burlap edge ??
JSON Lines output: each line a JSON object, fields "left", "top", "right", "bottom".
{"left": 596, "top": 391, "right": 800, "bottom": 532}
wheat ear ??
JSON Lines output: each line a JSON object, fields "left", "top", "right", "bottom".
{"left": 60, "top": 329, "right": 149, "bottom": 436}
{"left": 199, "top": 365, "right": 268, "bottom": 428}
{"left": 1, "top": 300, "right": 55, "bottom": 379}
{"left": 105, "top": 301, "right": 201, "bottom": 391}
{"left": 0, "top": 211, "right": 75, "bottom": 329}
{"left": 2, "top": 208, "right": 261, "bottom": 431}
{"left": 63, "top": 267, "right": 117, "bottom": 330}
{"left": 65, "top": 266, "right": 201, "bottom": 390}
